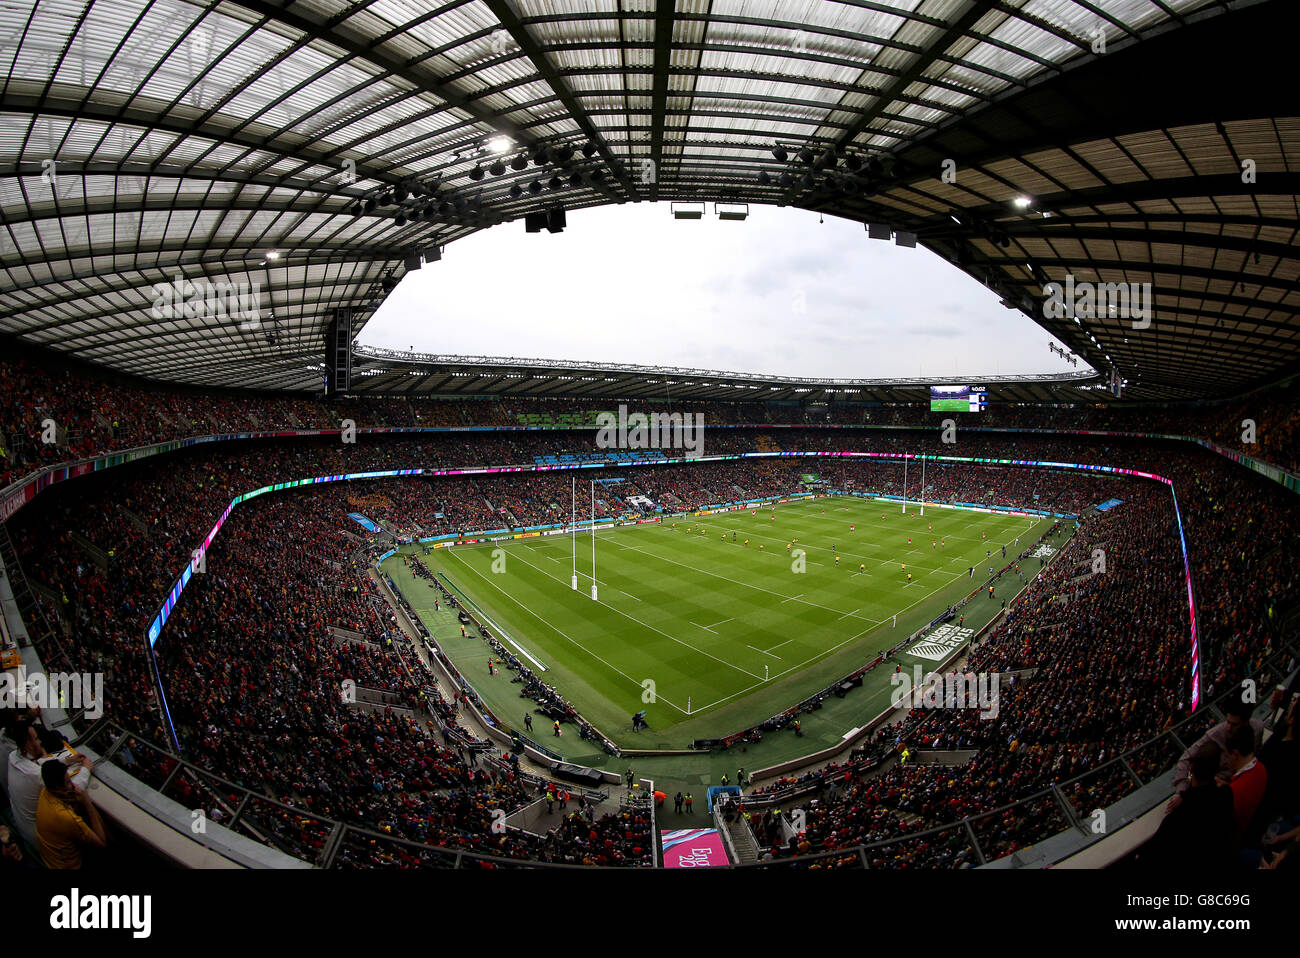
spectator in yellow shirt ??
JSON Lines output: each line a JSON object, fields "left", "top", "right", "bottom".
{"left": 36, "top": 760, "right": 106, "bottom": 870}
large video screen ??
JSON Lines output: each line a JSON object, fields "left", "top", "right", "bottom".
{"left": 930, "top": 384, "right": 987, "bottom": 412}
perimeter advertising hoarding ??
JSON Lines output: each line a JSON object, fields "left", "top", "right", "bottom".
{"left": 661, "top": 829, "right": 730, "bottom": 868}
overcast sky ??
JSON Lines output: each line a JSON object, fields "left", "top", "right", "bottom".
{"left": 361, "top": 203, "right": 1079, "bottom": 381}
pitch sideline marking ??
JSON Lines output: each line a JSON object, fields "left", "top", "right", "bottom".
{"left": 441, "top": 549, "right": 691, "bottom": 714}
{"left": 500, "top": 545, "right": 766, "bottom": 682}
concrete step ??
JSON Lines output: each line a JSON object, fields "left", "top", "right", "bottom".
{"left": 726, "top": 818, "right": 760, "bottom": 864}
{"left": 120, "top": 506, "right": 150, "bottom": 536}
{"left": 347, "top": 699, "right": 414, "bottom": 718}
{"left": 70, "top": 531, "right": 110, "bottom": 570}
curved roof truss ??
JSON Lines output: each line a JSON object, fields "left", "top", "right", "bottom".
{"left": 0, "top": 0, "right": 1294, "bottom": 399}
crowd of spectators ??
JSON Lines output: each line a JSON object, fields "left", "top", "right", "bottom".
{"left": 5, "top": 482, "right": 653, "bottom": 867}
{"left": 4, "top": 356, "right": 1296, "bottom": 489}
{"left": 735, "top": 448, "right": 1298, "bottom": 868}
{"left": 5, "top": 406, "right": 1299, "bottom": 868}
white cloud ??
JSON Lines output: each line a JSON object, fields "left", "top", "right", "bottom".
{"left": 360, "top": 203, "right": 1080, "bottom": 380}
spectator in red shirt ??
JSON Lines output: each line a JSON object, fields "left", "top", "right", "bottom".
{"left": 1171, "top": 696, "right": 1264, "bottom": 796}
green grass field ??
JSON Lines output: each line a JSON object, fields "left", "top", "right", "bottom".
{"left": 929, "top": 399, "right": 973, "bottom": 412}
{"left": 386, "top": 495, "right": 1047, "bottom": 750}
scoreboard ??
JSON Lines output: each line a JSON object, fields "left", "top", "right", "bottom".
{"left": 930, "top": 384, "right": 988, "bottom": 412}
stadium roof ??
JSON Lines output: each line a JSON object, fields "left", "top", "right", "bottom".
{"left": 1, "top": 0, "right": 1294, "bottom": 400}
{"left": 351, "top": 343, "right": 1106, "bottom": 402}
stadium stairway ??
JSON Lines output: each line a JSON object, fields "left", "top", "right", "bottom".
{"left": 119, "top": 506, "right": 150, "bottom": 536}
{"left": 908, "top": 749, "right": 979, "bottom": 765}
{"left": 149, "top": 408, "right": 182, "bottom": 435}
{"left": 0, "top": 522, "right": 69, "bottom": 657}
{"left": 725, "top": 813, "right": 760, "bottom": 864}
{"left": 348, "top": 698, "right": 415, "bottom": 718}
{"left": 70, "top": 531, "right": 109, "bottom": 570}
{"left": 327, "top": 626, "right": 380, "bottom": 650}
{"left": 347, "top": 684, "right": 415, "bottom": 717}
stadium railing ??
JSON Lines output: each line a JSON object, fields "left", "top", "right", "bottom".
{"left": 68, "top": 715, "right": 629, "bottom": 869}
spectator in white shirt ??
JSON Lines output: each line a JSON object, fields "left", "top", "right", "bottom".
{"left": 5, "top": 719, "right": 91, "bottom": 849}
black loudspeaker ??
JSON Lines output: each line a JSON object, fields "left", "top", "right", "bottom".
{"left": 325, "top": 307, "right": 351, "bottom": 396}
{"left": 525, "top": 212, "right": 547, "bottom": 232}
{"left": 404, "top": 253, "right": 422, "bottom": 271}
{"left": 547, "top": 208, "right": 566, "bottom": 233}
